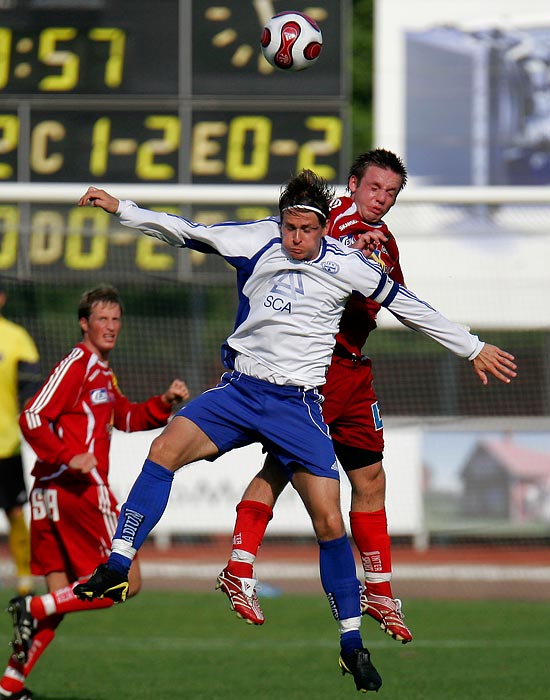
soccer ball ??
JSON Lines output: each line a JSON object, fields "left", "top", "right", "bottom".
{"left": 260, "top": 12, "right": 323, "bottom": 72}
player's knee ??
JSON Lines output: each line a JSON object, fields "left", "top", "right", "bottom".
{"left": 148, "top": 434, "right": 181, "bottom": 470}
{"left": 349, "top": 460, "right": 385, "bottom": 490}
{"left": 311, "top": 509, "right": 346, "bottom": 541}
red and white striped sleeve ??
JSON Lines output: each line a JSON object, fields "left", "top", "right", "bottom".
{"left": 19, "top": 346, "right": 86, "bottom": 467}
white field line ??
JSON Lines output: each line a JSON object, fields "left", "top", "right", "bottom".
{"left": 3, "top": 556, "right": 548, "bottom": 583}
{"left": 136, "top": 561, "right": 550, "bottom": 582}
{"left": 52, "top": 636, "right": 550, "bottom": 651}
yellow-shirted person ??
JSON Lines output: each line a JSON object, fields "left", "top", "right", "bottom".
{"left": 0, "top": 281, "right": 41, "bottom": 596}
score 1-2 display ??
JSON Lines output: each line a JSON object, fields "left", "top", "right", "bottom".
{"left": 0, "top": 109, "right": 343, "bottom": 183}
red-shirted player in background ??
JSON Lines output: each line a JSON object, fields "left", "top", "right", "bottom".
{"left": 217, "top": 149, "right": 414, "bottom": 643}
{"left": 1, "top": 285, "right": 189, "bottom": 700}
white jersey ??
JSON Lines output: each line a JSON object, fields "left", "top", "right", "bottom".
{"left": 117, "top": 201, "right": 484, "bottom": 387}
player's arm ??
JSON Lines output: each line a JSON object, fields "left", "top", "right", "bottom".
{"left": 19, "top": 350, "right": 94, "bottom": 469}
{"left": 391, "top": 302, "right": 516, "bottom": 384}
{"left": 350, "top": 230, "right": 388, "bottom": 255}
{"left": 66, "top": 453, "right": 98, "bottom": 473}
{"left": 161, "top": 379, "right": 190, "bottom": 407}
{"left": 389, "top": 294, "right": 516, "bottom": 384}
{"left": 365, "top": 233, "right": 512, "bottom": 385}
{"left": 363, "top": 271, "right": 517, "bottom": 384}
{"left": 78, "top": 187, "right": 272, "bottom": 258}
{"left": 112, "top": 376, "right": 190, "bottom": 432}
{"left": 470, "top": 344, "right": 517, "bottom": 385}
{"left": 78, "top": 186, "right": 119, "bottom": 212}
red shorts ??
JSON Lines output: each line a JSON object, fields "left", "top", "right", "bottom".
{"left": 320, "top": 356, "right": 384, "bottom": 453}
{"left": 29, "top": 480, "right": 119, "bottom": 580}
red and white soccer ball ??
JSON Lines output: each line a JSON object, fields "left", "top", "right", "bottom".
{"left": 260, "top": 11, "right": 323, "bottom": 72}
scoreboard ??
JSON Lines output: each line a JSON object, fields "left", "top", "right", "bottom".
{"left": 0, "top": 0, "right": 348, "bottom": 281}
{"left": 0, "top": 0, "right": 349, "bottom": 185}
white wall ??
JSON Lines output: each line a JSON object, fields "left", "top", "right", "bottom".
{"left": 18, "top": 425, "right": 424, "bottom": 541}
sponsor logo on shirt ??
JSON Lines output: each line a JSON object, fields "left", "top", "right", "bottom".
{"left": 339, "top": 233, "right": 356, "bottom": 247}
{"left": 337, "top": 218, "right": 361, "bottom": 232}
{"left": 270, "top": 271, "right": 305, "bottom": 299}
{"left": 265, "top": 271, "right": 306, "bottom": 313}
{"left": 90, "top": 388, "right": 111, "bottom": 405}
{"left": 264, "top": 295, "right": 292, "bottom": 313}
{"left": 321, "top": 261, "right": 340, "bottom": 274}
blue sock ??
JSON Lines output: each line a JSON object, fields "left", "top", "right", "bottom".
{"left": 340, "top": 630, "right": 363, "bottom": 656}
{"left": 318, "top": 535, "right": 363, "bottom": 651}
{"left": 109, "top": 459, "right": 174, "bottom": 575}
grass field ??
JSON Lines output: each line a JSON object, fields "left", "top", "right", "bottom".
{"left": 2, "top": 590, "right": 549, "bottom": 700}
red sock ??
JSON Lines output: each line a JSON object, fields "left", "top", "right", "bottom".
{"left": 227, "top": 500, "right": 273, "bottom": 578}
{"left": 0, "top": 656, "right": 25, "bottom": 695}
{"left": 0, "top": 617, "right": 61, "bottom": 694}
{"left": 30, "top": 585, "right": 114, "bottom": 620}
{"left": 23, "top": 618, "right": 60, "bottom": 677}
{"left": 349, "top": 509, "right": 394, "bottom": 598}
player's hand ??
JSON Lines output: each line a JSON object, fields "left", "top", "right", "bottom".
{"left": 68, "top": 452, "right": 98, "bottom": 473}
{"left": 162, "top": 378, "right": 190, "bottom": 407}
{"left": 351, "top": 230, "right": 388, "bottom": 253}
{"left": 78, "top": 187, "right": 119, "bottom": 213}
{"left": 471, "top": 344, "right": 517, "bottom": 385}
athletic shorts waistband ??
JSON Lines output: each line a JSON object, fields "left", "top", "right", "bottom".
{"left": 222, "top": 370, "right": 320, "bottom": 396}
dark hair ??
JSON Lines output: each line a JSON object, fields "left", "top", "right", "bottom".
{"left": 78, "top": 285, "right": 123, "bottom": 321}
{"left": 278, "top": 169, "right": 335, "bottom": 224}
{"left": 347, "top": 148, "right": 408, "bottom": 193}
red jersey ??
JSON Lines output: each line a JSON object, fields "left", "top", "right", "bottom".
{"left": 328, "top": 195, "right": 405, "bottom": 356}
{"left": 20, "top": 342, "right": 172, "bottom": 487}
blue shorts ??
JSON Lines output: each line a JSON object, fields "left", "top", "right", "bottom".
{"left": 177, "top": 371, "right": 339, "bottom": 480}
